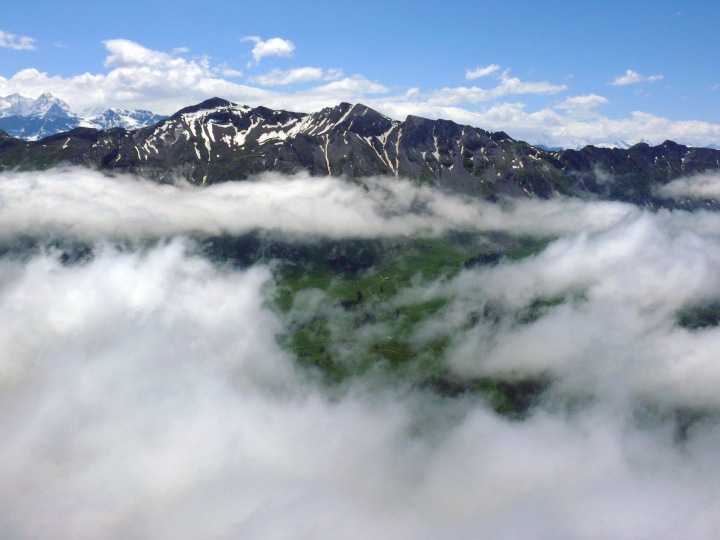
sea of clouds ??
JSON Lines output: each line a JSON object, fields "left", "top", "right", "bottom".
{"left": 2, "top": 168, "right": 720, "bottom": 539}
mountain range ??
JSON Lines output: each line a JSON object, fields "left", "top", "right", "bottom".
{"left": 0, "top": 93, "right": 166, "bottom": 141}
{"left": 1, "top": 97, "right": 719, "bottom": 207}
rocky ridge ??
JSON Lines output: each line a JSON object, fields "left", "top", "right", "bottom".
{"left": 1, "top": 98, "right": 719, "bottom": 206}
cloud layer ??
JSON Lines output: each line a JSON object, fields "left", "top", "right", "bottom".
{"left": 0, "top": 168, "right": 640, "bottom": 240}
{"left": 439, "top": 208, "right": 720, "bottom": 409}
{"left": 3, "top": 170, "right": 720, "bottom": 538}
{"left": 659, "top": 172, "right": 720, "bottom": 200}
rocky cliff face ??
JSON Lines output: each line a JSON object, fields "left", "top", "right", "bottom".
{"left": 1, "top": 98, "right": 719, "bottom": 206}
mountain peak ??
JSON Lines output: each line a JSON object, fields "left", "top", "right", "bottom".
{"left": 171, "top": 97, "right": 236, "bottom": 119}
{"left": 0, "top": 92, "right": 72, "bottom": 119}
{"left": 81, "top": 108, "right": 167, "bottom": 131}
{"left": 301, "top": 102, "right": 395, "bottom": 138}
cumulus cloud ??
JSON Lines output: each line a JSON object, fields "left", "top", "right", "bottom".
{"left": 611, "top": 69, "right": 664, "bottom": 86}
{"left": 104, "top": 39, "right": 179, "bottom": 69}
{"left": 425, "top": 71, "right": 567, "bottom": 106}
{"left": 0, "top": 39, "right": 274, "bottom": 114}
{"left": 465, "top": 64, "right": 501, "bottom": 80}
{"left": 3, "top": 169, "right": 720, "bottom": 537}
{"left": 0, "top": 29, "right": 36, "bottom": 50}
{"left": 250, "top": 67, "right": 343, "bottom": 86}
{"left": 0, "top": 38, "right": 717, "bottom": 148}
{"left": 556, "top": 93, "right": 609, "bottom": 111}
{"left": 0, "top": 40, "right": 383, "bottom": 117}
{"left": 242, "top": 36, "right": 295, "bottom": 65}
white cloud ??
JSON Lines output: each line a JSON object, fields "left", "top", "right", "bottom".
{"left": 441, "top": 207, "right": 720, "bottom": 409}
{"left": 465, "top": 64, "right": 501, "bottom": 80}
{"left": 216, "top": 66, "right": 243, "bottom": 77}
{"left": 0, "top": 169, "right": 642, "bottom": 242}
{"left": 0, "top": 39, "right": 716, "bottom": 148}
{"left": 405, "top": 87, "right": 420, "bottom": 99}
{"left": 611, "top": 69, "right": 664, "bottom": 86}
{"left": 211, "top": 61, "right": 243, "bottom": 78}
{"left": 310, "top": 75, "right": 388, "bottom": 95}
{"left": 611, "top": 69, "right": 643, "bottom": 85}
{"left": 270, "top": 75, "right": 389, "bottom": 111}
{"left": 104, "top": 39, "right": 179, "bottom": 68}
{"left": 425, "top": 72, "right": 567, "bottom": 106}
{"left": 556, "top": 94, "right": 609, "bottom": 111}
{"left": 3, "top": 170, "right": 720, "bottom": 537}
{"left": 242, "top": 36, "right": 295, "bottom": 65}
{"left": 659, "top": 172, "right": 720, "bottom": 200}
{"left": 0, "top": 29, "right": 36, "bottom": 50}
{"left": 0, "top": 39, "right": 276, "bottom": 114}
{"left": 554, "top": 94, "right": 609, "bottom": 119}
{"left": 366, "top": 99, "right": 720, "bottom": 148}
{"left": 250, "top": 67, "right": 343, "bottom": 86}
{"left": 0, "top": 40, "right": 384, "bottom": 116}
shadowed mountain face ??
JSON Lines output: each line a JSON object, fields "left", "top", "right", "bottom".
{"left": 1, "top": 98, "right": 719, "bottom": 205}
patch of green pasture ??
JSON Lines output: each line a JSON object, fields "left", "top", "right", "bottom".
{"left": 270, "top": 232, "right": 561, "bottom": 402}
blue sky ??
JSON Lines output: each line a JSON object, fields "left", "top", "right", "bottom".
{"left": 1, "top": 0, "right": 719, "bottom": 147}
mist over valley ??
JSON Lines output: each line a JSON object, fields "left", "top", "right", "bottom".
{"left": 2, "top": 163, "right": 720, "bottom": 538}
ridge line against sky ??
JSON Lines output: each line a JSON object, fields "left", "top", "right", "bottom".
{"left": 0, "top": 0, "right": 718, "bottom": 148}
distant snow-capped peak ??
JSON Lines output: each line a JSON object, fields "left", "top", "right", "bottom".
{"left": 0, "top": 93, "right": 166, "bottom": 140}
{"left": 81, "top": 108, "right": 166, "bottom": 130}
{"left": 0, "top": 92, "right": 73, "bottom": 119}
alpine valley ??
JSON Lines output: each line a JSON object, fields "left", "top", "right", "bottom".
{"left": 2, "top": 93, "right": 720, "bottom": 408}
